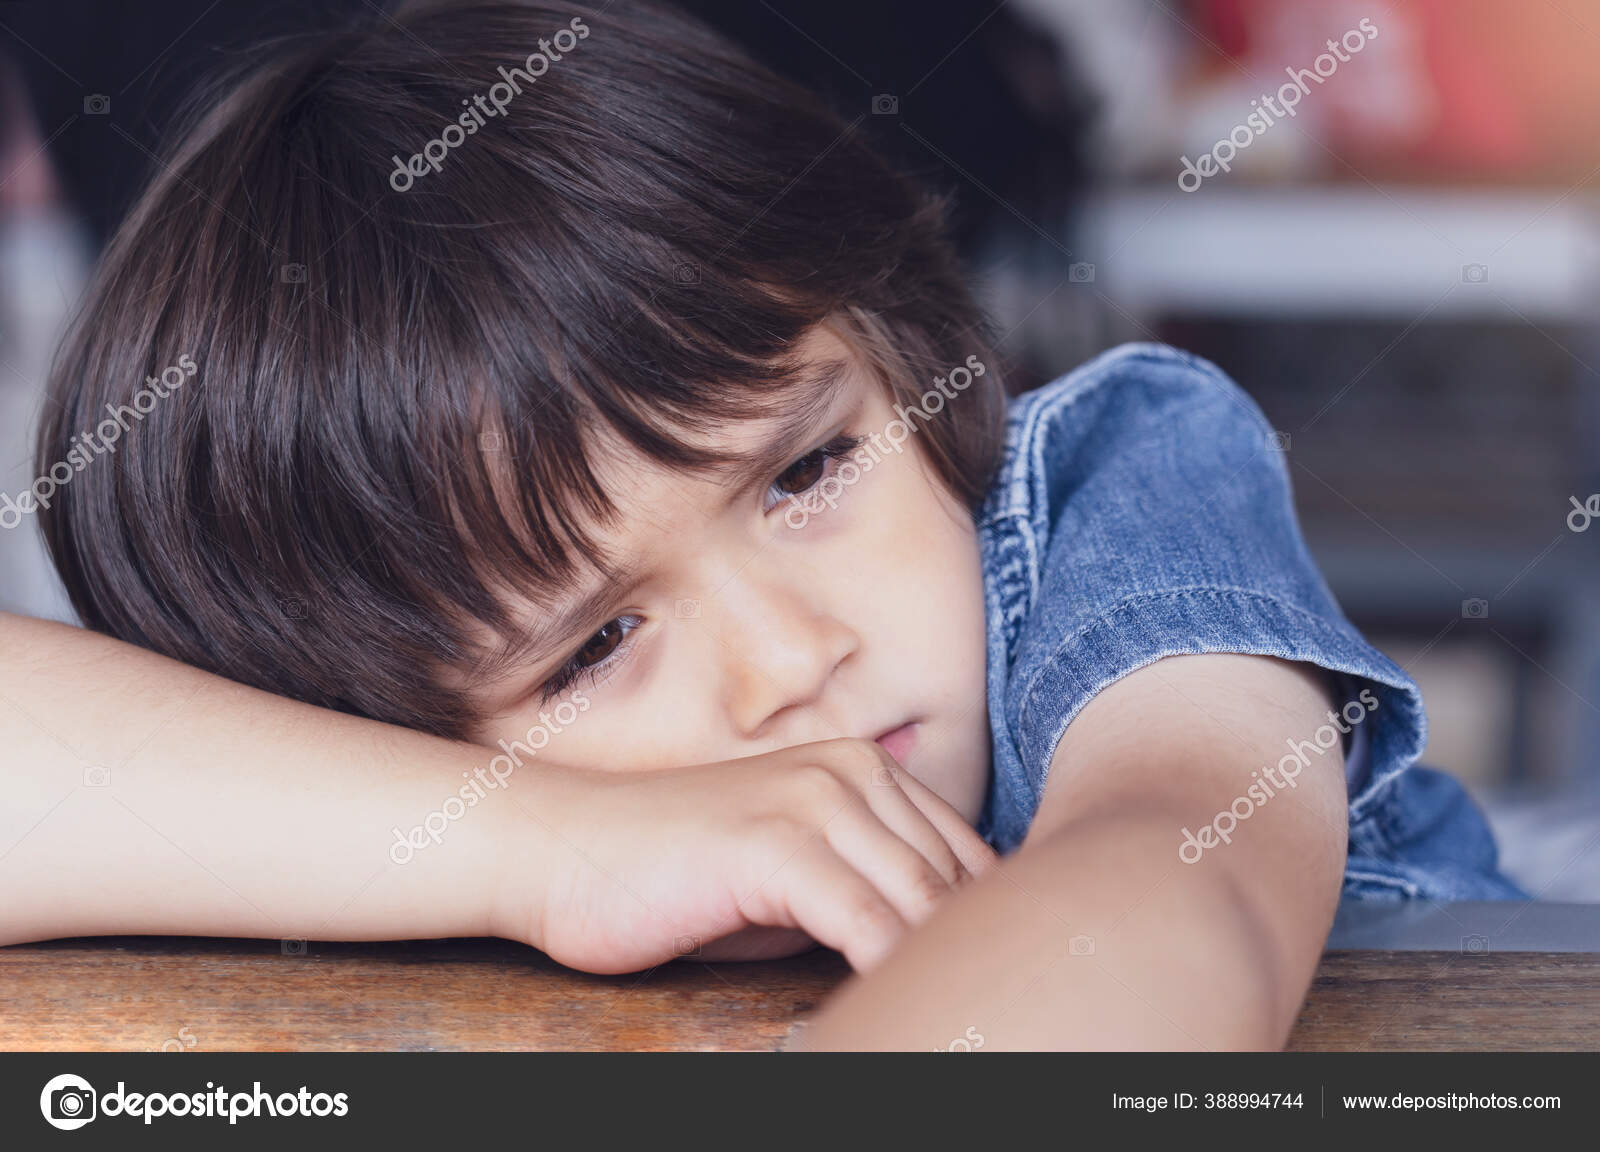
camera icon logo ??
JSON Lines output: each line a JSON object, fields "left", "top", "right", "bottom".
{"left": 674, "top": 599, "right": 701, "bottom": 619}
{"left": 83, "top": 94, "right": 110, "bottom": 115}
{"left": 1461, "top": 598, "right": 1490, "bottom": 619}
{"left": 281, "top": 937, "right": 308, "bottom": 956}
{"left": 1068, "top": 262, "right": 1096, "bottom": 283}
{"left": 280, "top": 263, "right": 307, "bottom": 284}
{"left": 40, "top": 1073, "right": 97, "bottom": 1130}
{"left": 83, "top": 765, "right": 111, "bottom": 788}
{"left": 1069, "top": 934, "right": 1096, "bottom": 956}
{"left": 279, "top": 597, "right": 308, "bottom": 621}
{"left": 1266, "top": 431, "right": 1291, "bottom": 452}
{"left": 673, "top": 934, "right": 702, "bottom": 958}
{"left": 1462, "top": 934, "right": 1491, "bottom": 954}
{"left": 1462, "top": 263, "right": 1489, "bottom": 284}
{"left": 479, "top": 431, "right": 504, "bottom": 453}
{"left": 672, "top": 261, "right": 700, "bottom": 286}
{"left": 871, "top": 94, "right": 899, "bottom": 115}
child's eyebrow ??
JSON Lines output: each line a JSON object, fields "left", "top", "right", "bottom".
{"left": 540, "top": 583, "right": 638, "bottom": 661}
{"left": 486, "top": 568, "right": 645, "bottom": 683}
{"left": 711, "top": 356, "right": 856, "bottom": 498}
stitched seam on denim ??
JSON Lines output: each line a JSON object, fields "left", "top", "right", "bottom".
{"left": 1017, "top": 517, "right": 1041, "bottom": 625}
{"left": 1348, "top": 757, "right": 1416, "bottom": 828}
{"left": 1022, "top": 350, "right": 1177, "bottom": 530}
{"left": 983, "top": 343, "right": 1194, "bottom": 525}
{"left": 1342, "top": 868, "right": 1421, "bottom": 897}
{"left": 981, "top": 345, "right": 1242, "bottom": 609}
{"left": 980, "top": 514, "right": 1036, "bottom": 660}
{"left": 1015, "top": 584, "right": 1371, "bottom": 737}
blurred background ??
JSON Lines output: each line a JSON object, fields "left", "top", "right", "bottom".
{"left": 0, "top": 0, "right": 1596, "bottom": 895}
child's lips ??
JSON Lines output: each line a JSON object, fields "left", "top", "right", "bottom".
{"left": 873, "top": 721, "right": 918, "bottom": 765}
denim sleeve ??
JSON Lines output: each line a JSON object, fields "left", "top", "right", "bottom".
{"left": 986, "top": 343, "right": 1427, "bottom": 841}
{"left": 982, "top": 343, "right": 1524, "bottom": 898}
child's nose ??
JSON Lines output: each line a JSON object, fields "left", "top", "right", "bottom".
{"left": 711, "top": 574, "right": 859, "bottom": 740}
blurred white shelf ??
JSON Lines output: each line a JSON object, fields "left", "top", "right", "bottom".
{"left": 1083, "top": 186, "right": 1600, "bottom": 321}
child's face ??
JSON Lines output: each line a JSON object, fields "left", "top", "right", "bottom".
{"left": 459, "top": 327, "right": 993, "bottom": 822}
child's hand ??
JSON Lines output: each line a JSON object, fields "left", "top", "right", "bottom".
{"left": 493, "top": 739, "right": 996, "bottom": 974}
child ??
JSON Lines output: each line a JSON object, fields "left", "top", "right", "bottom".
{"left": 10, "top": 0, "right": 1519, "bottom": 1048}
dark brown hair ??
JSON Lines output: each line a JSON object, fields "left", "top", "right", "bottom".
{"left": 37, "top": 0, "right": 1005, "bottom": 737}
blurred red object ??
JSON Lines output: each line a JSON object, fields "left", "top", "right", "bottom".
{"left": 1190, "top": 0, "right": 1600, "bottom": 181}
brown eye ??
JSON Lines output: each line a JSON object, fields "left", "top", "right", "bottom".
{"left": 573, "top": 620, "right": 626, "bottom": 668}
{"left": 762, "top": 436, "right": 866, "bottom": 514}
{"left": 773, "top": 449, "right": 828, "bottom": 496}
{"left": 540, "top": 614, "right": 643, "bottom": 701}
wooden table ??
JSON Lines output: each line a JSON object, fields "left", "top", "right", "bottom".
{"left": 4, "top": 936, "right": 1599, "bottom": 1050}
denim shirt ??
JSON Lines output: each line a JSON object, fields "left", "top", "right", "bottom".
{"left": 975, "top": 343, "right": 1525, "bottom": 901}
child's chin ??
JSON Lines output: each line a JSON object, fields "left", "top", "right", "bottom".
{"left": 693, "top": 926, "right": 820, "bottom": 963}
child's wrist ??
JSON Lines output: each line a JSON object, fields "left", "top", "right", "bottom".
{"left": 480, "top": 759, "right": 574, "bottom": 950}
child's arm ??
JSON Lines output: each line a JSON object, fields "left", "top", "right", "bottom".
{"left": 0, "top": 612, "right": 991, "bottom": 967}
{"left": 0, "top": 611, "right": 520, "bottom": 946}
{"left": 793, "top": 653, "right": 1349, "bottom": 1049}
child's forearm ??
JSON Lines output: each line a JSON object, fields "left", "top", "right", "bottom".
{"left": 0, "top": 612, "right": 518, "bottom": 947}
{"left": 794, "top": 654, "right": 1349, "bottom": 1050}
{"left": 792, "top": 809, "right": 1301, "bottom": 1049}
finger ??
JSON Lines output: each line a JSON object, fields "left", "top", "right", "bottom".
{"left": 822, "top": 801, "right": 955, "bottom": 927}
{"left": 878, "top": 754, "right": 999, "bottom": 878}
{"left": 766, "top": 843, "right": 907, "bottom": 972}
{"left": 856, "top": 767, "right": 968, "bottom": 886}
